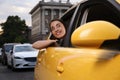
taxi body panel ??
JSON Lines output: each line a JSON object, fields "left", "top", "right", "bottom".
{"left": 35, "top": 47, "right": 120, "bottom": 80}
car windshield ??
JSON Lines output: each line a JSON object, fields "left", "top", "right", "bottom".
{"left": 15, "top": 45, "right": 37, "bottom": 52}
{"left": 5, "top": 45, "right": 13, "bottom": 52}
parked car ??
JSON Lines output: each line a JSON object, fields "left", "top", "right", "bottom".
{"left": 1, "top": 43, "right": 18, "bottom": 65}
{"left": 7, "top": 43, "right": 39, "bottom": 70}
{"left": 34, "top": 0, "right": 120, "bottom": 80}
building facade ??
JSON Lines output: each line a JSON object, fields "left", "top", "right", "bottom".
{"left": 29, "top": 0, "right": 72, "bottom": 43}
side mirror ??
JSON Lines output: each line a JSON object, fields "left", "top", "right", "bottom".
{"left": 71, "top": 21, "right": 120, "bottom": 48}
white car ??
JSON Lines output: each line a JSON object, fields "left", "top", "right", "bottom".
{"left": 7, "top": 43, "right": 39, "bottom": 70}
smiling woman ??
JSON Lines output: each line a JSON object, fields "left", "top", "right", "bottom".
{"left": 32, "top": 19, "right": 66, "bottom": 49}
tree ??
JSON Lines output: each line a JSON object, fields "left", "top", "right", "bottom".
{"left": 0, "top": 15, "right": 29, "bottom": 45}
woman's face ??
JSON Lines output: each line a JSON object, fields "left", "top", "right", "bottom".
{"left": 50, "top": 21, "right": 66, "bottom": 39}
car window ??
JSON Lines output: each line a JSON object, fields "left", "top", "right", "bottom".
{"left": 15, "top": 45, "right": 37, "bottom": 52}
{"left": 4, "top": 45, "right": 13, "bottom": 52}
{"left": 77, "top": 4, "right": 120, "bottom": 27}
{"left": 87, "top": 5, "right": 120, "bottom": 27}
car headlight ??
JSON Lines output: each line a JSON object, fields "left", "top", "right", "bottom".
{"left": 14, "top": 56, "right": 22, "bottom": 59}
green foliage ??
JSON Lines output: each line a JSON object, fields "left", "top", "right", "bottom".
{"left": 0, "top": 15, "right": 29, "bottom": 46}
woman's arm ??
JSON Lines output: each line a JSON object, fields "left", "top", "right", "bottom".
{"left": 32, "top": 40, "right": 57, "bottom": 49}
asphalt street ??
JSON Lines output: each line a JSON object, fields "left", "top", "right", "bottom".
{"left": 0, "top": 63, "right": 34, "bottom": 80}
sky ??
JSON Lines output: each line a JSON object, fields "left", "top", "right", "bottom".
{"left": 0, "top": 0, "right": 81, "bottom": 29}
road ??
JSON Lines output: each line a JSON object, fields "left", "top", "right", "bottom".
{"left": 0, "top": 63, "right": 34, "bottom": 80}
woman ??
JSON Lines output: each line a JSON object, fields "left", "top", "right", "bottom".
{"left": 32, "top": 19, "right": 66, "bottom": 49}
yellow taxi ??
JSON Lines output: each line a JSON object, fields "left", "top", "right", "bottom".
{"left": 34, "top": 0, "right": 120, "bottom": 80}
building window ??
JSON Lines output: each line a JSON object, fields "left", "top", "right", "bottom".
{"left": 45, "top": 9, "right": 51, "bottom": 30}
{"left": 45, "top": 10, "right": 49, "bottom": 15}
{"left": 53, "top": 9, "right": 59, "bottom": 19}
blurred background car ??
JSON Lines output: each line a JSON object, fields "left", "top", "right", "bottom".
{"left": 1, "top": 43, "right": 18, "bottom": 65}
{"left": 7, "top": 43, "right": 39, "bottom": 70}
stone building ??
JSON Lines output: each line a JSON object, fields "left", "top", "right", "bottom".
{"left": 29, "top": 0, "right": 72, "bottom": 43}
